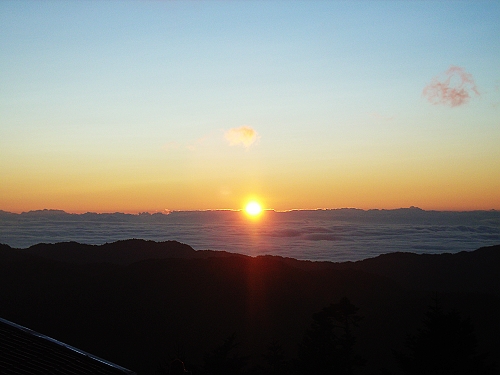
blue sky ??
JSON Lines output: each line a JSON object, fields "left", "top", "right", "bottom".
{"left": 1, "top": 1, "right": 499, "bottom": 212}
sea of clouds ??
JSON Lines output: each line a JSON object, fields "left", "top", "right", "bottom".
{"left": 1, "top": 208, "right": 499, "bottom": 262}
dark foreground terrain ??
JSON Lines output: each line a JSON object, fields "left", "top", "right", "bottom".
{"left": 1, "top": 240, "right": 499, "bottom": 374}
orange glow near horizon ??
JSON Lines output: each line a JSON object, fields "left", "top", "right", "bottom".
{"left": 1, "top": 158, "right": 499, "bottom": 214}
{"left": 1, "top": 180, "right": 500, "bottom": 214}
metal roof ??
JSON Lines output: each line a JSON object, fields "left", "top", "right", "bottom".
{"left": 0, "top": 318, "right": 136, "bottom": 375}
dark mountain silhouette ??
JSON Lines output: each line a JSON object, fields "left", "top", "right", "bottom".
{"left": 0, "top": 240, "right": 498, "bottom": 374}
{"left": 20, "top": 240, "right": 202, "bottom": 265}
{"left": 332, "top": 245, "right": 500, "bottom": 297}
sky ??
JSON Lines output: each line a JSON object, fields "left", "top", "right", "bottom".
{"left": 1, "top": 1, "right": 499, "bottom": 213}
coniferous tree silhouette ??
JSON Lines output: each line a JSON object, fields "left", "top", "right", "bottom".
{"left": 297, "top": 297, "right": 365, "bottom": 375}
{"left": 260, "top": 340, "right": 290, "bottom": 375}
{"left": 202, "top": 333, "right": 248, "bottom": 375}
{"left": 394, "top": 299, "right": 498, "bottom": 375}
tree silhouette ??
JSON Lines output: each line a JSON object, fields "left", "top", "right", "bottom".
{"left": 297, "top": 297, "right": 365, "bottom": 375}
{"left": 260, "top": 340, "right": 290, "bottom": 375}
{"left": 202, "top": 333, "right": 248, "bottom": 375}
{"left": 156, "top": 339, "right": 195, "bottom": 374}
{"left": 394, "top": 299, "right": 498, "bottom": 375}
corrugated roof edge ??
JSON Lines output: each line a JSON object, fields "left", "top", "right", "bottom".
{"left": 0, "top": 317, "right": 137, "bottom": 374}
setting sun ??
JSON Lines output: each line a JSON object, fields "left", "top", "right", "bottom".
{"left": 245, "top": 201, "right": 262, "bottom": 217}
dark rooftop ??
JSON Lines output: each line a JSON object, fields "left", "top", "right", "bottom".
{"left": 0, "top": 318, "right": 136, "bottom": 375}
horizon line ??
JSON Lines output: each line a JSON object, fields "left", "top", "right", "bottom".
{"left": 1, "top": 206, "right": 498, "bottom": 216}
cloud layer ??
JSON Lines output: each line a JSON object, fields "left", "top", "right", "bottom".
{"left": 224, "top": 126, "right": 259, "bottom": 148}
{"left": 423, "top": 66, "right": 479, "bottom": 107}
{"left": 1, "top": 209, "right": 499, "bottom": 262}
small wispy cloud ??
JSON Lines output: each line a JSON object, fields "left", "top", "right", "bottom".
{"left": 224, "top": 126, "right": 259, "bottom": 148}
{"left": 186, "top": 134, "right": 211, "bottom": 151}
{"left": 423, "top": 66, "right": 479, "bottom": 107}
{"left": 162, "top": 141, "right": 181, "bottom": 151}
{"left": 370, "top": 112, "right": 394, "bottom": 121}
{"left": 492, "top": 79, "right": 500, "bottom": 108}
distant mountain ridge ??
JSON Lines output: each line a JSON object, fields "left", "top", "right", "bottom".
{"left": 336, "top": 245, "right": 500, "bottom": 297}
{"left": 0, "top": 209, "right": 170, "bottom": 222}
{"left": 2, "top": 207, "right": 499, "bottom": 222}
{"left": 0, "top": 239, "right": 242, "bottom": 265}
{"left": 2, "top": 239, "right": 499, "bottom": 297}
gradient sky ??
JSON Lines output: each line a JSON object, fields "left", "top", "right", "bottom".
{"left": 1, "top": 1, "right": 499, "bottom": 213}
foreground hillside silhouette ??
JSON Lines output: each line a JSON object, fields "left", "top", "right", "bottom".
{"left": 0, "top": 240, "right": 499, "bottom": 374}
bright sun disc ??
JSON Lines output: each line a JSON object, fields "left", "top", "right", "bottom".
{"left": 245, "top": 201, "right": 262, "bottom": 216}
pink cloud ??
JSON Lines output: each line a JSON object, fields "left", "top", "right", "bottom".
{"left": 423, "top": 66, "right": 479, "bottom": 107}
